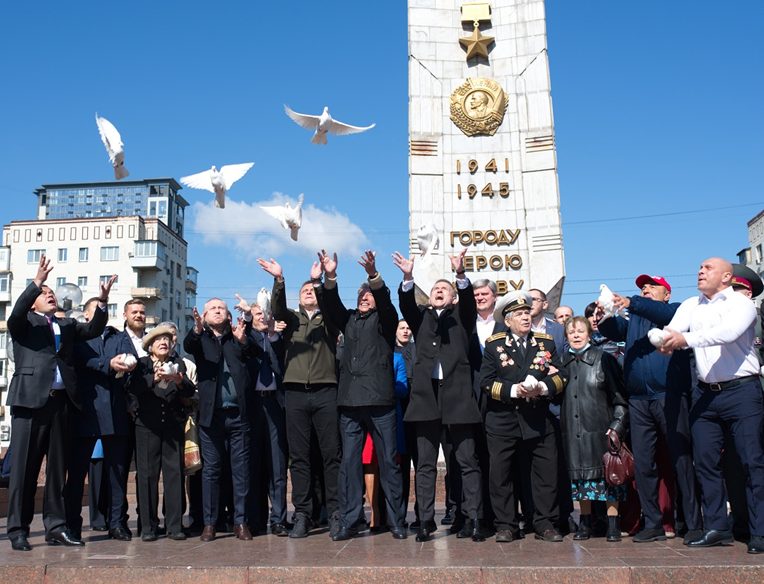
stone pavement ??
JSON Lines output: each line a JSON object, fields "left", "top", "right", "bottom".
{"left": 1, "top": 510, "right": 762, "bottom": 584}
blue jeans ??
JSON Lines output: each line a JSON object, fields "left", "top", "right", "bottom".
{"left": 338, "top": 406, "right": 405, "bottom": 528}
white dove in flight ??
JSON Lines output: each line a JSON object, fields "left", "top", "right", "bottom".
{"left": 256, "top": 287, "right": 272, "bottom": 321}
{"left": 416, "top": 223, "right": 439, "bottom": 257}
{"left": 95, "top": 113, "right": 129, "bottom": 179}
{"left": 179, "top": 162, "right": 254, "bottom": 209}
{"left": 260, "top": 194, "right": 304, "bottom": 241}
{"left": 284, "top": 105, "right": 375, "bottom": 145}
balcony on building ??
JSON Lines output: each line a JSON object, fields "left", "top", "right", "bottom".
{"left": 0, "top": 321, "right": 6, "bottom": 332}
{"left": 145, "top": 315, "right": 160, "bottom": 326}
{"left": 0, "top": 375, "right": 6, "bottom": 388}
{"left": 130, "top": 240, "right": 167, "bottom": 270}
{"left": 0, "top": 247, "right": 9, "bottom": 272}
{"left": 0, "top": 290, "right": 10, "bottom": 303}
{"left": 186, "top": 266, "right": 198, "bottom": 292}
{"left": 130, "top": 287, "right": 162, "bottom": 300}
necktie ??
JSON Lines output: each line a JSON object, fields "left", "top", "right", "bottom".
{"left": 259, "top": 338, "right": 274, "bottom": 386}
{"left": 517, "top": 336, "right": 526, "bottom": 360}
{"left": 47, "top": 315, "right": 60, "bottom": 352}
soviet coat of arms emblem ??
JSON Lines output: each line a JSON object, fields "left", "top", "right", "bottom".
{"left": 450, "top": 78, "right": 508, "bottom": 137}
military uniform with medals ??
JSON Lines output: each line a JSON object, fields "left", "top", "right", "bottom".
{"left": 478, "top": 292, "right": 568, "bottom": 539}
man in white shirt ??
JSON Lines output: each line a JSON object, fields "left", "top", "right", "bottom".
{"left": 661, "top": 257, "right": 764, "bottom": 554}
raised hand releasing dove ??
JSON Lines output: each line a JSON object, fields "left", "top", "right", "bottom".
{"left": 598, "top": 284, "right": 628, "bottom": 319}
{"left": 284, "top": 105, "right": 375, "bottom": 145}
{"left": 256, "top": 287, "right": 272, "bottom": 321}
{"left": 260, "top": 194, "right": 304, "bottom": 241}
{"left": 416, "top": 223, "right": 439, "bottom": 257}
{"left": 180, "top": 162, "right": 254, "bottom": 209}
{"left": 95, "top": 113, "right": 129, "bottom": 179}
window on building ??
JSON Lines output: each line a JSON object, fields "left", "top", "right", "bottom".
{"left": 0, "top": 333, "right": 6, "bottom": 351}
{"left": 77, "top": 276, "right": 88, "bottom": 288}
{"left": 79, "top": 247, "right": 89, "bottom": 262}
{"left": 100, "top": 246, "right": 119, "bottom": 261}
{"left": 56, "top": 277, "right": 66, "bottom": 289}
{"left": 26, "top": 278, "right": 34, "bottom": 287}
{"left": 0, "top": 274, "right": 9, "bottom": 293}
{"left": 0, "top": 359, "right": 5, "bottom": 377}
{"left": 757, "top": 244, "right": 763, "bottom": 264}
{"left": 57, "top": 248, "right": 68, "bottom": 262}
{"left": 27, "top": 249, "right": 45, "bottom": 264}
{"left": 108, "top": 303, "right": 118, "bottom": 317}
{"left": 99, "top": 275, "right": 112, "bottom": 287}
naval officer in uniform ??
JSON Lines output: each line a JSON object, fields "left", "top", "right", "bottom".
{"left": 479, "top": 291, "right": 568, "bottom": 543}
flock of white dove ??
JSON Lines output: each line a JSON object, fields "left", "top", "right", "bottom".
{"left": 95, "top": 106, "right": 375, "bottom": 242}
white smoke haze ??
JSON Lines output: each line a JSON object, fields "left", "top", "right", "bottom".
{"left": 190, "top": 192, "right": 370, "bottom": 261}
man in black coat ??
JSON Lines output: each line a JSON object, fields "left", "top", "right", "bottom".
{"left": 64, "top": 297, "right": 137, "bottom": 541}
{"left": 393, "top": 249, "right": 486, "bottom": 542}
{"left": 6, "top": 255, "right": 115, "bottom": 551}
{"left": 183, "top": 298, "right": 257, "bottom": 542}
{"left": 317, "top": 250, "right": 407, "bottom": 541}
{"left": 479, "top": 291, "right": 568, "bottom": 544}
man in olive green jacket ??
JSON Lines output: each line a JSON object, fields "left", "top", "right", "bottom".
{"left": 258, "top": 257, "right": 342, "bottom": 539}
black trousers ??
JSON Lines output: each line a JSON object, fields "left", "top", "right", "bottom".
{"left": 415, "top": 419, "right": 482, "bottom": 523}
{"left": 690, "top": 380, "right": 764, "bottom": 535}
{"left": 199, "top": 408, "right": 250, "bottom": 526}
{"left": 487, "top": 427, "right": 558, "bottom": 533}
{"left": 65, "top": 434, "right": 130, "bottom": 534}
{"left": 7, "top": 393, "right": 69, "bottom": 538}
{"left": 285, "top": 385, "right": 341, "bottom": 517}
{"left": 251, "top": 392, "right": 288, "bottom": 526}
{"left": 134, "top": 421, "right": 185, "bottom": 535}
{"left": 88, "top": 456, "right": 109, "bottom": 530}
{"left": 630, "top": 393, "right": 702, "bottom": 531}
{"left": 338, "top": 406, "right": 406, "bottom": 528}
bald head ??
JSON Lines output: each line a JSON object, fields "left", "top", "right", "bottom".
{"left": 554, "top": 305, "right": 574, "bottom": 325}
{"left": 698, "top": 257, "right": 733, "bottom": 298}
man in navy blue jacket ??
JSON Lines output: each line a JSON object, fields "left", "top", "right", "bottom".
{"left": 65, "top": 297, "right": 137, "bottom": 541}
{"left": 598, "top": 274, "right": 702, "bottom": 544}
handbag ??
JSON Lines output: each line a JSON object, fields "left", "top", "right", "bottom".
{"left": 602, "top": 432, "right": 634, "bottom": 486}
{"left": 184, "top": 416, "right": 203, "bottom": 475}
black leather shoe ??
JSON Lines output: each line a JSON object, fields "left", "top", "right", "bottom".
{"left": 416, "top": 520, "right": 437, "bottom": 542}
{"left": 441, "top": 507, "right": 455, "bottom": 525}
{"left": 91, "top": 525, "right": 108, "bottom": 532}
{"left": 748, "top": 535, "right": 764, "bottom": 554}
{"left": 331, "top": 526, "right": 357, "bottom": 542}
{"left": 682, "top": 529, "right": 704, "bottom": 545}
{"left": 535, "top": 528, "right": 563, "bottom": 542}
{"left": 108, "top": 526, "right": 132, "bottom": 541}
{"left": 456, "top": 518, "right": 475, "bottom": 539}
{"left": 495, "top": 529, "right": 520, "bottom": 543}
{"left": 271, "top": 523, "right": 290, "bottom": 537}
{"left": 10, "top": 535, "right": 32, "bottom": 551}
{"left": 168, "top": 531, "right": 187, "bottom": 541}
{"left": 141, "top": 531, "right": 158, "bottom": 542}
{"left": 390, "top": 526, "right": 408, "bottom": 540}
{"left": 471, "top": 519, "right": 487, "bottom": 542}
{"left": 46, "top": 529, "right": 85, "bottom": 546}
{"left": 686, "top": 529, "right": 734, "bottom": 548}
{"left": 633, "top": 528, "right": 667, "bottom": 543}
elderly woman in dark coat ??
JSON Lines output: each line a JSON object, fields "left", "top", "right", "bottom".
{"left": 561, "top": 316, "right": 628, "bottom": 542}
{"left": 126, "top": 325, "right": 195, "bottom": 541}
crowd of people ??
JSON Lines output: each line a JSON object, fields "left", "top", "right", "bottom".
{"left": 3, "top": 252, "right": 763, "bottom": 556}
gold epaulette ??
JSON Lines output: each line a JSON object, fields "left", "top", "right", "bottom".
{"left": 486, "top": 332, "right": 507, "bottom": 343}
{"left": 533, "top": 332, "right": 553, "bottom": 340}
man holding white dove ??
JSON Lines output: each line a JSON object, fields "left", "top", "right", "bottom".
{"left": 659, "top": 258, "right": 764, "bottom": 554}
{"left": 598, "top": 275, "right": 702, "bottom": 544}
{"left": 478, "top": 291, "right": 568, "bottom": 544}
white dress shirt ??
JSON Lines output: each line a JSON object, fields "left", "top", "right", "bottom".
{"left": 476, "top": 313, "right": 496, "bottom": 351}
{"left": 127, "top": 327, "right": 147, "bottom": 358}
{"left": 666, "top": 286, "right": 758, "bottom": 383}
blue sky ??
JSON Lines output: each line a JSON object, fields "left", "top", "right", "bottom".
{"left": 0, "top": 0, "right": 761, "bottom": 312}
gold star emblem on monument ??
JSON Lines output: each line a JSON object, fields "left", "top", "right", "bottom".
{"left": 459, "top": 24, "right": 494, "bottom": 60}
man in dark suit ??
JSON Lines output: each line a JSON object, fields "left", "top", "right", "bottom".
{"left": 393, "top": 249, "right": 487, "bottom": 542}
{"left": 479, "top": 290, "right": 568, "bottom": 544}
{"left": 64, "top": 297, "right": 137, "bottom": 541}
{"left": 183, "top": 298, "right": 256, "bottom": 542}
{"left": 6, "top": 255, "right": 115, "bottom": 551}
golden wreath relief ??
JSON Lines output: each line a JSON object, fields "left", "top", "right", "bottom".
{"left": 450, "top": 78, "right": 508, "bottom": 137}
